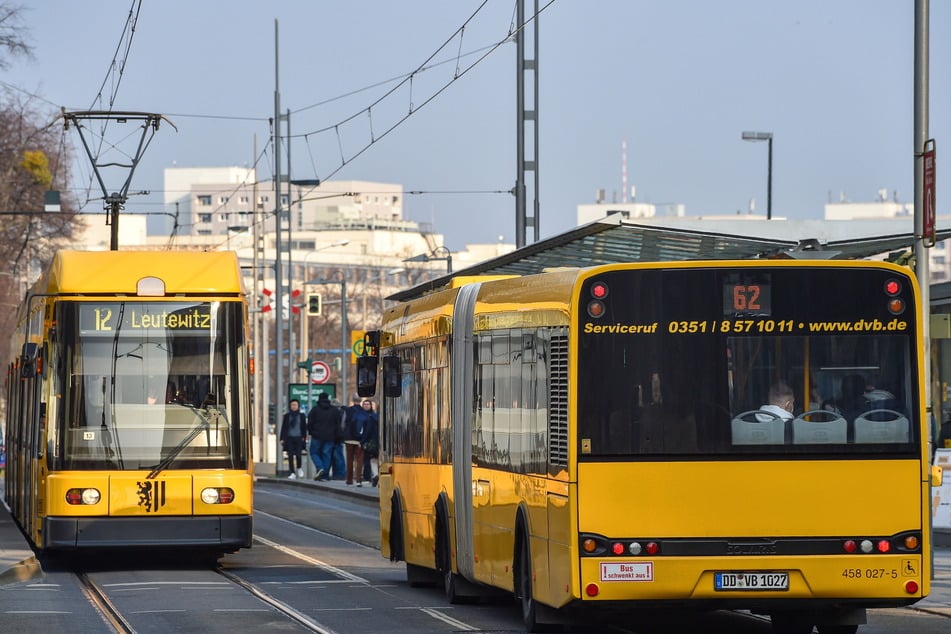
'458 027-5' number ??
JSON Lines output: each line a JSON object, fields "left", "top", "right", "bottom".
{"left": 841, "top": 568, "right": 897, "bottom": 579}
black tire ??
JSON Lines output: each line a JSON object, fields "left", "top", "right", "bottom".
{"left": 388, "top": 493, "right": 404, "bottom": 562}
{"left": 435, "top": 501, "right": 464, "bottom": 604}
{"left": 516, "top": 532, "right": 543, "bottom": 633}
{"left": 771, "top": 614, "right": 815, "bottom": 634}
{"left": 406, "top": 562, "right": 436, "bottom": 588}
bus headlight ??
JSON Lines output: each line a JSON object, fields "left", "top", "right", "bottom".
{"left": 200, "top": 488, "right": 220, "bottom": 504}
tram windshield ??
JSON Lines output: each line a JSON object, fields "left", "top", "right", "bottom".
{"left": 577, "top": 267, "right": 919, "bottom": 458}
{"left": 50, "top": 301, "right": 249, "bottom": 470}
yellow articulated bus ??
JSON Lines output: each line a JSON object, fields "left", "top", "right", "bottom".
{"left": 4, "top": 250, "right": 254, "bottom": 556}
{"left": 357, "top": 260, "right": 942, "bottom": 634}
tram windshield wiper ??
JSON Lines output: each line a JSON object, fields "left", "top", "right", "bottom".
{"left": 147, "top": 406, "right": 211, "bottom": 479}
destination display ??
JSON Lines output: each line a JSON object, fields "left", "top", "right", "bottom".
{"left": 79, "top": 303, "right": 214, "bottom": 334}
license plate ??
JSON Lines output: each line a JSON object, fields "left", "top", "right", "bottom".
{"left": 714, "top": 571, "right": 788, "bottom": 591}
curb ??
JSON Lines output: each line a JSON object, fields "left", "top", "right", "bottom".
{"left": 0, "top": 555, "right": 42, "bottom": 586}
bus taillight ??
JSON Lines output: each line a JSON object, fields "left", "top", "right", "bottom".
{"left": 590, "top": 281, "right": 609, "bottom": 299}
{"left": 884, "top": 279, "right": 901, "bottom": 296}
{"left": 876, "top": 540, "right": 891, "bottom": 553}
{"left": 843, "top": 540, "right": 857, "bottom": 553}
{"left": 582, "top": 538, "right": 598, "bottom": 553}
{"left": 645, "top": 541, "right": 660, "bottom": 555}
{"left": 905, "top": 580, "right": 919, "bottom": 594}
{"left": 585, "top": 583, "right": 600, "bottom": 597}
{"left": 904, "top": 535, "right": 919, "bottom": 550}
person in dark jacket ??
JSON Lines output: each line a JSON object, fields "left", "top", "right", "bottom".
{"left": 360, "top": 399, "right": 380, "bottom": 486}
{"left": 344, "top": 393, "right": 370, "bottom": 485}
{"left": 307, "top": 392, "right": 341, "bottom": 481}
{"left": 279, "top": 399, "right": 308, "bottom": 479}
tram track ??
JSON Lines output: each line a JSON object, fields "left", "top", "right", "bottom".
{"left": 69, "top": 560, "right": 338, "bottom": 634}
{"left": 76, "top": 570, "right": 136, "bottom": 634}
{"left": 215, "top": 565, "right": 339, "bottom": 634}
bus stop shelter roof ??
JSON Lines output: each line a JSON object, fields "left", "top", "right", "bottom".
{"left": 392, "top": 214, "right": 951, "bottom": 302}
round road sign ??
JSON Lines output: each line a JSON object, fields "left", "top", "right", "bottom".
{"left": 311, "top": 360, "right": 330, "bottom": 384}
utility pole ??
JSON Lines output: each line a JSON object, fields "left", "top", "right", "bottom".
{"left": 273, "top": 19, "right": 285, "bottom": 474}
{"left": 515, "top": 0, "right": 540, "bottom": 247}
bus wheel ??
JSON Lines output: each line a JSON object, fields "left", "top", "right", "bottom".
{"left": 406, "top": 563, "right": 437, "bottom": 588}
{"left": 435, "top": 504, "right": 463, "bottom": 604}
{"left": 516, "top": 535, "right": 542, "bottom": 633}
{"left": 770, "top": 613, "right": 815, "bottom": 634}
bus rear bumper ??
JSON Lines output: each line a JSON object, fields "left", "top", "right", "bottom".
{"left": 42, "top": 515, "right": 253, "bottom": 550}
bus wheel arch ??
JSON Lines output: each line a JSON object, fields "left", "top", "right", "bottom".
{"left": 392, "top": 488, "right": 437, "bottom": 587}
{"left": 434, "top": 492, "right": 477, "bottom": 603}
{"left": 388, "top": 490, "right": 405, "bottom": 562}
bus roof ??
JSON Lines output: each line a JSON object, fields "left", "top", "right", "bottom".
{"left": 391, "top": 215, "right": 948, "bottom": 302}
{"left": 36, "top": 250, "right": 245, "bottom": 296}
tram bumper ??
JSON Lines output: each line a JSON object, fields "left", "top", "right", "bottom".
{"left": 43, "top": 515, "right": 252, "bottom": 550}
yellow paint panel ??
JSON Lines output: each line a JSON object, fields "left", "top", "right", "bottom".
{"left": 193, "top": 473, "right": 254, "bottom": 515}
{"left": 578, "top": 460, "right": 923, "bottom": 537}
{"left": 46, "top": 474, "right": 112, "bottom": 516}
{"left": 43, "top": 250, "right": 244, "bottom": 295}
{"left": 109, "top": 474, "right": 194, "bottom": 515}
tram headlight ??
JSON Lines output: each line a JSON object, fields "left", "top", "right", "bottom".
{"left": 200, "top": 488, "right": 220, "bottom": 504}
{"left": 200, "top": 487, "right": 235, "bottom": 505}
{"left": 66, "top": 488, "right": 101, "bottom": 505}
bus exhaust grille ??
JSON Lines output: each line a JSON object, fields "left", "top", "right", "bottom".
{"left": 548, "top": 328, "right": 569, "bottom": 467}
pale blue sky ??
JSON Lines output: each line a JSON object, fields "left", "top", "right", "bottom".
{"left": 1, "top": 1, "right": 947, "bottom": 250}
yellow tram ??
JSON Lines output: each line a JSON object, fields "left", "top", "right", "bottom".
{"left": 4, "top": 250, "right": 254, "bottom": 555}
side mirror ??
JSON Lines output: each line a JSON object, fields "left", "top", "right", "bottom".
{"left": 356, "top": 356, "right": 378, "bottom": 397}
{"left": 20, "top": 342, "right": 39, "bottom": 379}
{"left": 382, "top": 355, "right": 402, "bottom": 398}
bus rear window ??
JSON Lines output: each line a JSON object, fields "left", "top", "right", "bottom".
{"left": 576, "top": 267, "right": 918, "bottom": 458}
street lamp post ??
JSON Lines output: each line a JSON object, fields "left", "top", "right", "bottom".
{"left": 403, "top": 245, "right": 453, "bottom": 274}
{"left": 741, "top": 131, "right": 773, "bottom": 220}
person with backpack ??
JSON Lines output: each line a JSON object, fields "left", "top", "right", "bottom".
{"left": 345, "top": 393, "right": 369, "bottom": 485}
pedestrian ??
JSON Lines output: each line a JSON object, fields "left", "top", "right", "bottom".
{"left": 279, "top": 399, "right": 308, "bottom": 479}
{"left": 306, "top": 392, "right": 341, "bottom": 481}
{"left": 360, "top": 398, "right": 380, "bottom": 486}
{"left": 330, "top": 398, "right": 347, "bottom": 480}
{"left": 344, "top": 393, "right": 368, "bottom": 485}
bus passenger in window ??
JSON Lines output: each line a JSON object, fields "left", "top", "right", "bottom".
{"left": 757, "top": 382, "right": 795, "bottom": 422}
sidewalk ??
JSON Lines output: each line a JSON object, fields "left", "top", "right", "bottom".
{"left": 256, "top": 470, "right": 380, "bottom": 503}
{"left": 0, "top": 500, "right": 41, "bottom": 586}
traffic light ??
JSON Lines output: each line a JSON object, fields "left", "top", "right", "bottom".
{"left": 307, "top": 293, "right": 322, "bottom": 315}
